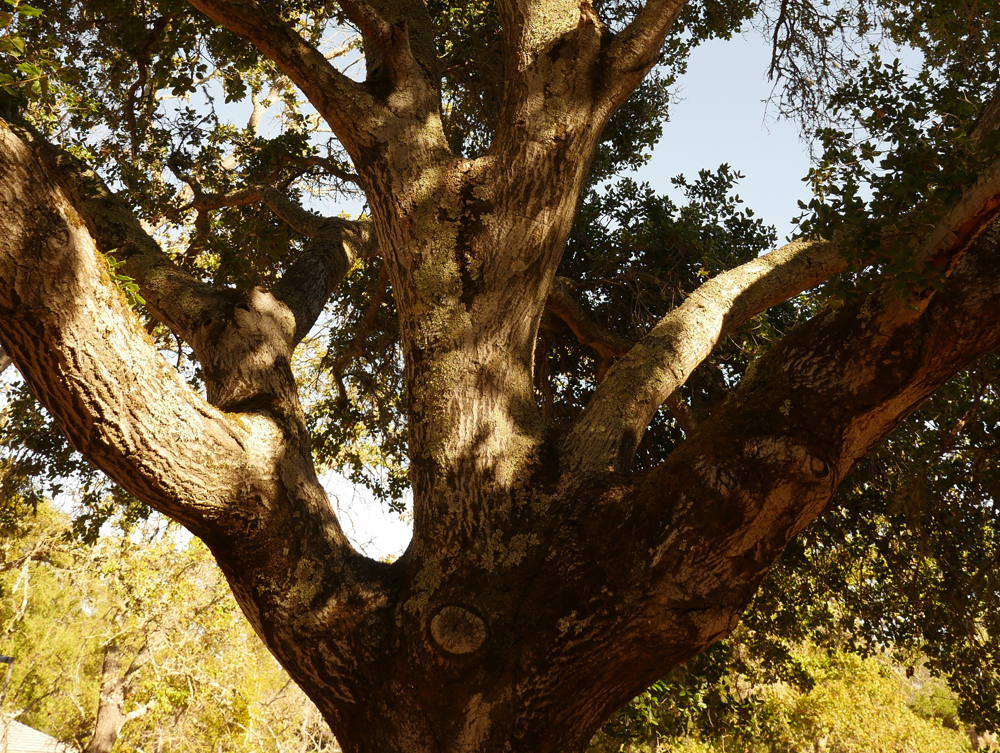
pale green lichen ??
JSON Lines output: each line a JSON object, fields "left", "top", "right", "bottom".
{"left": 288, "top": 557, "right": 324, "bottom": 606}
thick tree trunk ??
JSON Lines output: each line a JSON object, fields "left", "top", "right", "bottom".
{"left": 5, "top": 0, "right": 1000, "bottom": 748}
{"left": 7, "top": 97, "right": 1000, "bottom": 753}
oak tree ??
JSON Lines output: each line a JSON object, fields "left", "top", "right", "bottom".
{"left": 1, "top": 0, "right": 1000, "bottom": 751}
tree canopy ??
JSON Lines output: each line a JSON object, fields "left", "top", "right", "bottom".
{"left": 1, "top": 0, "right": 999, "bottom": 750}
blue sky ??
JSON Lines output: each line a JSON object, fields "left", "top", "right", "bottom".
{"left": 633, "top": 33, "right": 813, "bottom": 243}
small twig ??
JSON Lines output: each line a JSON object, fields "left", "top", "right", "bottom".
{"left": 278, "top": 153, "right": 360, "bottom": 184}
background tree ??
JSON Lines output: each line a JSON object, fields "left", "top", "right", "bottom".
{"left": 1, "top": 0, "right": 1000, "bottom": 751}
{"left": 0, "top": 505, "right": 338, "bottom": 752}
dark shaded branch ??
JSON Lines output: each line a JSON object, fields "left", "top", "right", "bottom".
{"left": 328, "top": 262, "right": 389, "bottom": 407}
{"left": 971, "top": 83, "right": 1000, "bottom": 141}
{"left": 563, "top": 238, "right": 845, "bottom": 474}
{"left": 184, "top": 184, "right": 379, "bottom": 343}
{"left": 545, "top": 276, "right": 698, "bottom": 430}
{"left": 185, "top": 0, "right": 385, "bottom": 154}
{"left": 278, "top": 153, "right": 360, "bottom": 184}
{"left": 124, "top": 16, "right": 173, "bottom": 160}
{"left": 913, "top": 153, "right": 1000, "bottom": 285}
{"left": 273, "top": 216, "right": 378, "bottom": 344}
{"left": 663, "top": 391, "right": 697, "bottom": 435}
{"left": 336, "top": 0, "right": 394, "bottom": 56}
{"left": 545, "top": 276, "right": 632, "bottom": 364}
{"left": 0, "top": 344, "right": 11, "bottom": 376}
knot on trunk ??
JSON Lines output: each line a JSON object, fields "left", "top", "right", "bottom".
{"left": 430, "top": 605, "right": 487, "bottom": 655}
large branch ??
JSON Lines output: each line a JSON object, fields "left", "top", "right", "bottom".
{"left": 598, "top": 0, "right": 689, "bottom": 109}
{"left": 185, "top": 0, "right": 384, "bottom": 155}
{"left": 562, "top": 238, "right": 845, "bottom": 474}
{"left": 0, "top": 121, "right": 250, "bottom": 534}
{"left": 544, "top": 224, "right": 1000, "bottom": 708}
{"left": 492, "top": 0, "right": 607, "bottom": 156}
{"left": 629, "top": 222, "right": 1000, "bottom": 654}
{"left": 19, "top": 126, "right": 224, "bottom": 343}
{"left": 271, "top": 217, "right": 377, "bottom": 344}
{"left": 1, "top": 121, "right": 394, "bottom": 680}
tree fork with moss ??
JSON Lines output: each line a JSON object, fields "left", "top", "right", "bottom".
{"left": 4, "top": 0, "right": 1000, "bottom": 750}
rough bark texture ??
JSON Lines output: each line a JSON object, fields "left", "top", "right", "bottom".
{"left": 5, "top": 1, "right": 1000, "bottom": 751}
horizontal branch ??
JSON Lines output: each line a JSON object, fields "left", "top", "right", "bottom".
{"left": 562, "top": 238, "right": 845, "bottom": 475}
{"left": 188, "top": 184, "right": 328, "bottom": 236}
{"left": 278, "top": 153, "right": 360, "bottom": 184}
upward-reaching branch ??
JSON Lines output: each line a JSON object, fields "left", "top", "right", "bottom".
{"left": 0, "top": 121, "right": 250, "bottom": 534}
{"left": 562, "top": 238, "right": 845, "bottom": 476}
{"left": 566, "top": 92, "right": 1000, "bottom": 478}
{"left": 21, "top": 127, "right": 224, "bottom": 344}
{"left": 185, "top": 0, "right": 385, "bottom": 156}
{"left": 492, "top": 0, "right": 607, "bottom": 156}
{"left": 271, "top": 218, "right": 377, "bottom": 344}
{"left": 599, "top": 0, "right": 689, "bottom": 108}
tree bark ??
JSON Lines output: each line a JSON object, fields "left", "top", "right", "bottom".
{"left": 85, "top": 642, "right": 125, "bottom": 753}
{"left": 5, "top": 0, "right": 1000, "bottom": 750}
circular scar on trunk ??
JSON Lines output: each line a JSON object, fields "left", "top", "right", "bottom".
{"left": 430, "top": 606, "right": 487, "bottom": 655}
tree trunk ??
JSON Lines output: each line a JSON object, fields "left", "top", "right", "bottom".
{"left": 85, "top": 642, "right": 125, "bottom": 753}
{"left": 5, "top": 0, "right": 1000, "bottom": 747}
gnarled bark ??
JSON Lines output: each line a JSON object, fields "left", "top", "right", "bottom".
{"left": 5, "top": 0, "right": 1000, "bottom": 750}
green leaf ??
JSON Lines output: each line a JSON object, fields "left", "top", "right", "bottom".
{"left": 16, "top": 61, "right": 41, "bottom": 77}
{"left": 0, "top": 34, "right": 24, "bottom": 54}
{"left": 14, "top": 4, "right": 41, "bottom": 15}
